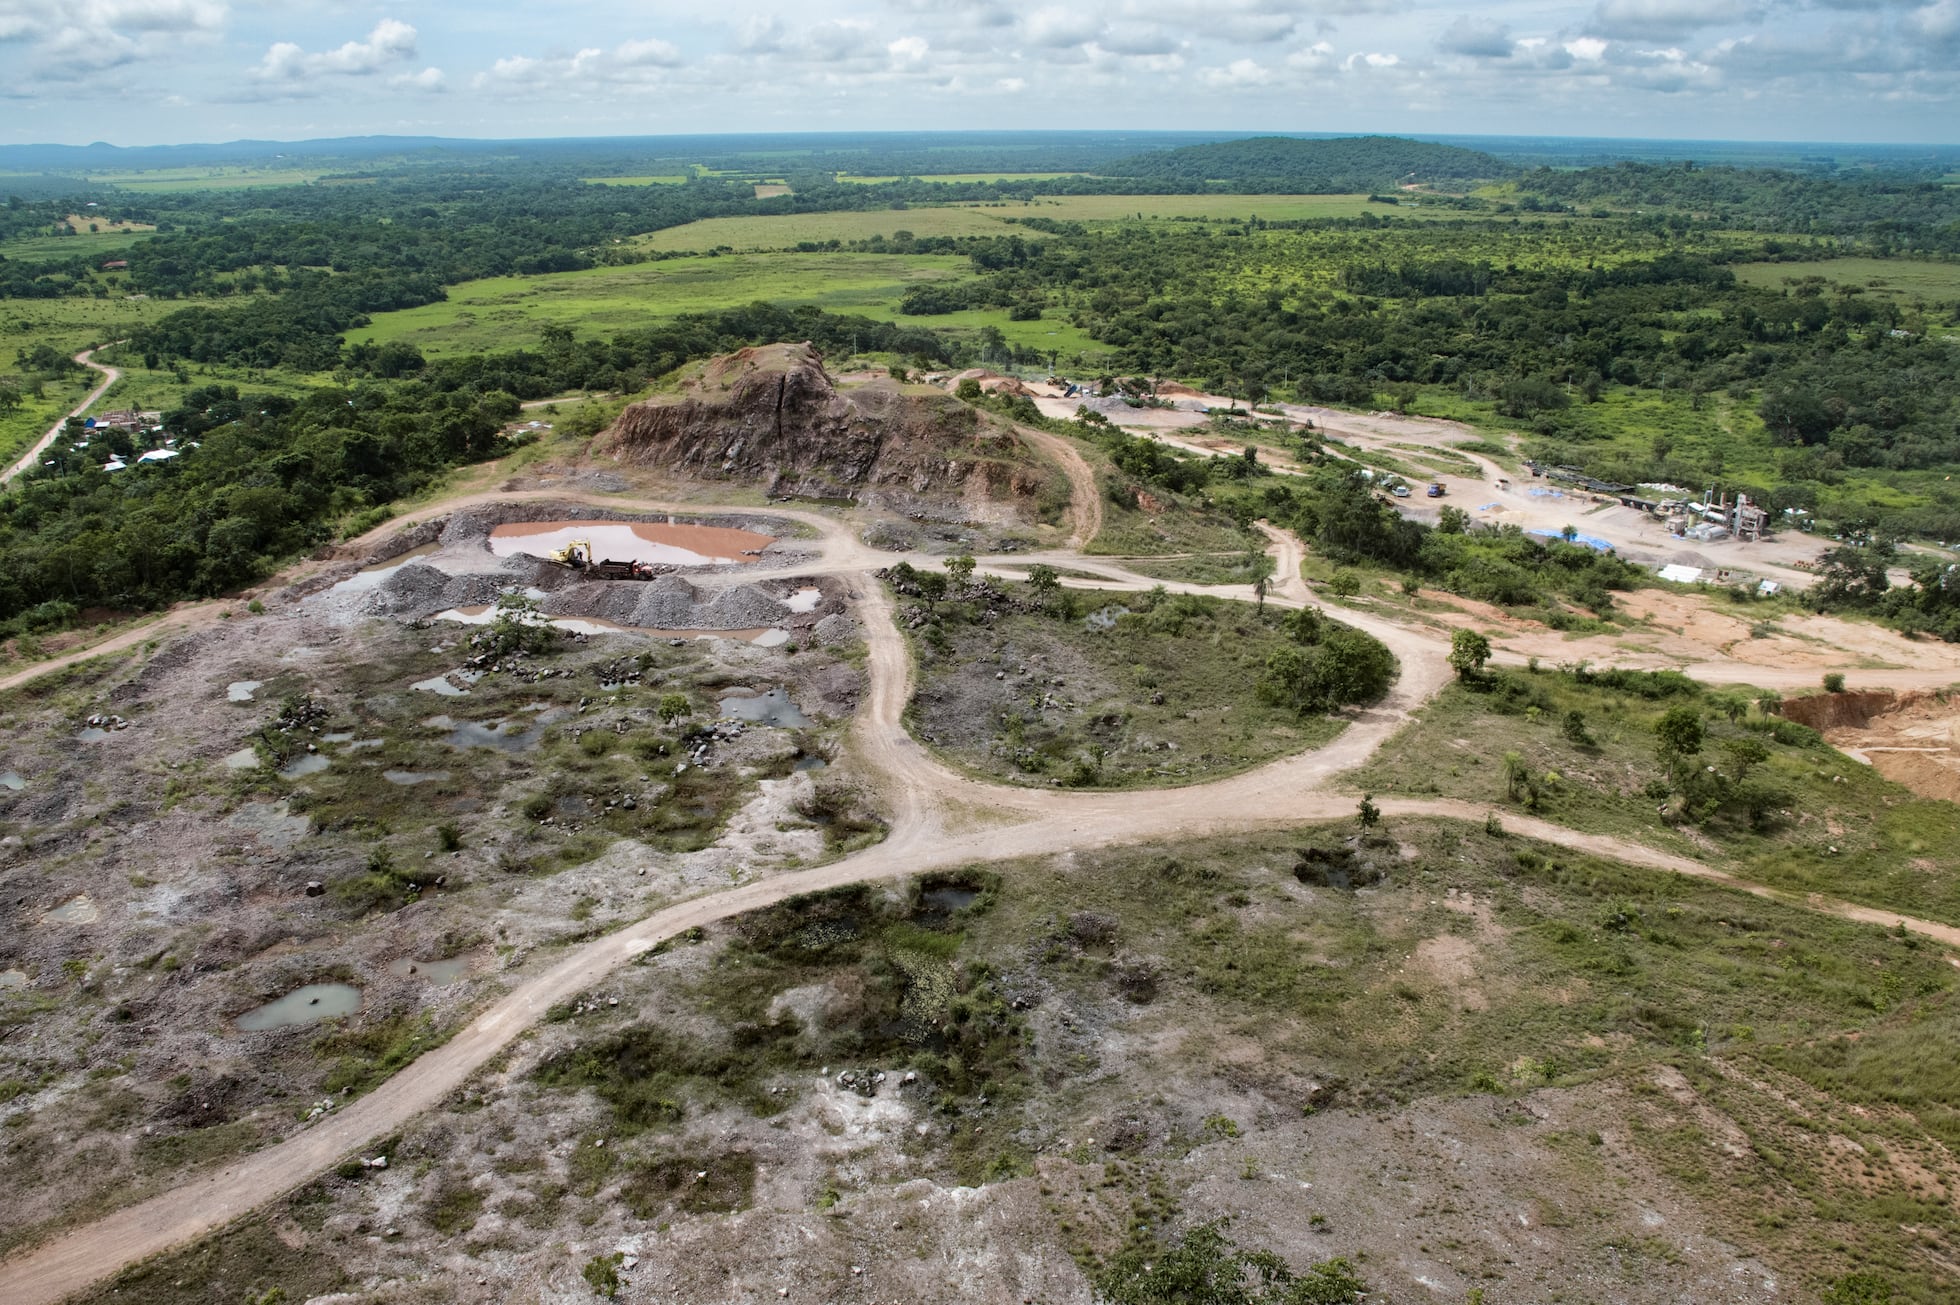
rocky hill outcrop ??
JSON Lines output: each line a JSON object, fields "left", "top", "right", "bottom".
{"left": 593, "top": 343, "right": 1062, "bottom": 525}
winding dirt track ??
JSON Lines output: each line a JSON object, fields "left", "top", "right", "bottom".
{"left": 1, "top": 348, "right": 121, "bottom": 486}
{"left": 1, "top": 452, "right": 1956, "bottom": 1303}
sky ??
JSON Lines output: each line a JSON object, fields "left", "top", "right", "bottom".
{"left": 0, "top": 0, "right": 1955, "bottom": 147}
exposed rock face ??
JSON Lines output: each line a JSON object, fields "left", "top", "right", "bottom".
{"left": 594, "top": 343, "right": 1054, "bottom": 523}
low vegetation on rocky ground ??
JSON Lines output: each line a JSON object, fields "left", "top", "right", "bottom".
{"left": 1349, "top": 664, "right": 1960, "bottom": 925}
{"left": 892, "top": 568, "right": 1390, "bottom": 788}
{"left": 0, "top": 606, "right": 867, "bottom": 1253}
{"left": 80, "top": 821, "right": 1959, "bottom": 1302}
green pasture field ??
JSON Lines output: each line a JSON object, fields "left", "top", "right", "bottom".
{"left": 984, "top": 193, "right": 1499, "bottom": 223}
{"left": 344, "top": 252, "right": 970, "bottom": 356}
{"left": 0, "top": 230, "right": 153, "bottom": 261}
{"left": 84, "top": 166, "right": 332, "bottom": 192}
{"left": 634, "top": 208, "right": 1015, "bottom": 251}
{"left": 836, "top": 172, "right": 1087, "bottom": 184}
{"left": 582, "top": 175, "right": 690, "bottom": 186}
{"left": 1733, "top": 258, "right": 1960, "bottom": 309}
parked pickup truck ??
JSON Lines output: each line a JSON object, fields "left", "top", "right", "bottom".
{"left": 1426, "top": 483, "right": 1445, "bottom": 498}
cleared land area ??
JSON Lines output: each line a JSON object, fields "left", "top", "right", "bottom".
{"left": 988, "top": 193, "right": 1494, "bottom": 222}
{"left": 1733, "top": 257, "right": 1960, "bottom": 309}
{"left": 343, "top": 253, "right": 967, "bottom": 356}
{"left": 836, "top": 171, "right": 1087, "bottom": 184}
{"left": 634, "top": 208, "right": 1014, "bottom": 251}
{"left": 348, "top": 251, "right": 1103, "bottom": 357}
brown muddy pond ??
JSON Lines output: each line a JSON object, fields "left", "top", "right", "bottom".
{"left": 488, "top": 520, "right": 774, "bottom": 567}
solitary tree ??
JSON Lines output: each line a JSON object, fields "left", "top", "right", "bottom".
{"left": 1448, "top": 629, "right": 1492, "bottom": 680}
{"left": 658, "top": 693, "right": 692, "bottom": 729}
{"left": 945, "top": 554, "right": 976, "bottom": 586}
{"left": 1246, "top": 550, "right": 1277, "bottom": 610}
{"left": 1655, "top": 704, "right": 1705, "bottom": 764}
{"left": 1026, "top": 563, "right": 1061, "bottom": 610}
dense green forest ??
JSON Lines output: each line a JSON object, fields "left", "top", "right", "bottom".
{"left": 2, "top": 133, "right": 1957, "bottom": 637}
{"left": 1100, "top": 135, "right": 1513, "bottom": 192}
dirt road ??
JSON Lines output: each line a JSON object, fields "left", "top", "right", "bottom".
{"left": 0, "top": 502, "right": 1952, "bottom": 1302}
{"left": 1, "top": 348, "right": 121, "bottom": 485}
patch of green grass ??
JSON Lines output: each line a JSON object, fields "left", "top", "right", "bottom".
{"left": 632, "top": 209, "right": 1014, "bottom": 251}
{"left": 621, "top": 1151, "right": 757, "bottom": 1216}
{"left": 345, "top": 252, "right": 969, "bottom": 357}
{"left": 901, "top": 579, "right": 1350, "bottom": 788}
{"left": 974, "top": 194, "right": 1489, "bottom": 223}
{"left": 85, "top": 166, "right": 334, "bottom": 191}
{"left": 1732, "top": 258, "right": 1960, "bottom": 311}
{"left": 582, "top": 175, "right": 690, "bottom": 186}
{"left": 836, "top": 172, "right": 1088, "bottom": 185}
{"left": 73, "top": 1217, "right": 347, "bottom": 1305}
{"left": 1349, "top": 666, "right": 1960, "bottom": 925}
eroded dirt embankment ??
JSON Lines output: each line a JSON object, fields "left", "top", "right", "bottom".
{"left": 1782, "top": 689, "right": 1960, "bottom": 802}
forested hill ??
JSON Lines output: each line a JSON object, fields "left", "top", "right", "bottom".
{"left": 1101, "top": 136, "right": 1514, "bottom": 193}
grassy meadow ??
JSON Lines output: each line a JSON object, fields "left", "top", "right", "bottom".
{"left": 634, "top": 208, "right": 1014, "bottom": 251}
{"left": 1733, "top": 258, "right": 1960, "bottom": 314}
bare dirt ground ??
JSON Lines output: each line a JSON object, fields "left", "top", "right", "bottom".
{"left": 1029, "top": 380, "right": 1832, "bottom": 587}
{"left": 1782, "top": 689, "right": 1960, "bottom": 802}
{"left": 1, "top": 432, "right": 1956, "bottom": 1302}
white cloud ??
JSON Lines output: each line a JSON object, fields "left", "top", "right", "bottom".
{"left": 390, "top": 66, "right": 446, "bottom": 92}
{"left": 474, "top": 35, "right": 688, "bottom": 93}
{"left": 887, "top": 34, "right": 929, "bottom": 67}
{"left": 1564, "top": 35, "right": 1609, "bottom": 59}
{"left": 1201, "top": 56, "right": 1276, "bottom": 85}
{"left": 1287, "top": 39, "right": 1336, "bottom": 68}
{"left": 255, "top": 19, "right": 417, "bottom": 81}
{"left": 0, "top": 0, "right": 225, "bottom": 71}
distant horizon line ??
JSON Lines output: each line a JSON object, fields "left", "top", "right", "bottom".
{"left": 2, "top": 128, "right": 1957, "bottom": 154}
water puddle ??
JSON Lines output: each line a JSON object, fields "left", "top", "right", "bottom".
{"left": 226, "top": 680, "right": 262, "bottom": 703}
{"left": 489, "top": 520, "right": 773, "bottom": 568}
{"left": 0, "top": 969, "right": 26, "bottom": 990}
{"left": 719, "top": 689, "right": 812, "bottom": 729}
{"left": 321, "top": 731, "right": 355, "bottom": 744}
{"left": 226, "top": 800, "right": 310, "bottom": 848}
{"left": 921, "top": 886, "right": 980, "bottom": 913}
{"left": 387, "top": 956, "right": 472, "bottom": 984}
{"left": 1085, "top": 604, "right": 1131, "bottom": 631}
{"left": 76, "top": 728, "right": 113, "bottom": 743}
{"left": 344, "top": 738, "right": 384, "bottom": 751}
{"left": 425, "top": 710, "right": 566, "bottom": 753}
{"left": 279, "top": 753, "right": 331, "bottom": 780}
{"left": 785, "top": 587, "right": 823, "bottom": 614}
{"left": 43, "top": 896, "right": 101, "bottom": 925}
{"left": 0, "top": 771, "right": 24, "bottom": 791}
{"left": 753, "top": 628, "right": 791, "bottom": 648}
{"left": 236, "top": 982, "right": 362, "bottom": 1031}
{"left": 793, "top": 754, "right": 828, "bottom": 772}
{"left": 383, "top": 769, "right": 450, "bottom": 786}
{"left": 412, "top": 671, "right": 478, "bottom": 696}
{"left": 223, "top": 747, "right": 261, "bottom": 771}
{"left": 436, "top": 606, "right": 640, "bottom": 638}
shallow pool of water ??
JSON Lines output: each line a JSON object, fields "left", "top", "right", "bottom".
{"left": 753, "top": 628, "right": 791, "bottom": 648}
{"left": 236, "top": 982, "right": 362, "bottom": 1031}
{"left": 785, "top": 587, "right": 823, "bottom": 614}
{"left": 921, "top": 886, "right": 980, "bottom": 913}
{"left": 387, "top": 956, "right": 472, "bottom": 984}
{"left": 0, "top": 969, "right": 26, "bottom": 989}
{"left": 719, "top": 689, "right": 812, "bottom": 729}
{"left": 328, "top": 543, "right": 443, "bottom": 594}
{"left": 76, "top": 728, "right": 112, "bottom": 743}
{"left": 227, "top": 680, "right": 262, "bottom": 703}
{"left": 383, "top": 769, "right": 450, "bottom": 786}
{"left": 223, "top": 748, "right": 260, "bottom": 771}
{"left": 43, "top": 896, "right": 100, "bottom": 925}
{"left": 279, "top": 753, "right": 330, "bottom": 780}
{"left": 0, "top": 771, "right": 23, "bottom": 791}
{"left": 427, "top": 709, "right": 566, "bottom": 753}
{"left": 412, "top": 674, "right": 473, "bottom": 697}
{"left": 793, "top": 754, "right": 828, "bottom": 772}
{"left": 489, "top": 520, "right": 773, "bottom": 568}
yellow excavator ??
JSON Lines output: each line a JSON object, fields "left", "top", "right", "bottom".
{"left": 546, "top": 539, "right": 655, "bottom": 580}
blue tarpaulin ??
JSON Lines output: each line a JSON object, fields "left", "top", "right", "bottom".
{"left": 1528, "top": 528, "right": 1613, "bottom": 551}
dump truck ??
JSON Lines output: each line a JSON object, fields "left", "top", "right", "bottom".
{"left": 1426, "top": 482, "right": 1445, "bottom": 498}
